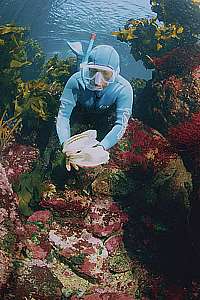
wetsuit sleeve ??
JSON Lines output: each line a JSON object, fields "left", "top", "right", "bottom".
{"left": 56, "top": 74, "right": 79, "bottom": 145}
{"left": 99, "top": 84, "right": 133, "bottom": 150}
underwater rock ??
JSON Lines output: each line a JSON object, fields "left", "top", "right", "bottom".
{"left": 1, "top": 143, "right": 39, "bottom": 183}
{"left": 19, "top": 211, "right": 53, "bottom": 261}
{"left": 0, "top": 249, "right": 12, "bottom": 291}
{"left": 0, "top": 163, "right": 22, "bottom": 292}
{"left": 22, "top": 223, "right": 38, "bottom": 236}
{"left": 24, "top": 234, "right": 52, "bottom": 260}
{"left": 10, "top": 264, "right": 63, "bottom": 300}
{"left": 72, "top": 165, "right": 103, "bottom": 191}
{"left": 124, "top": 156, "right": 192, "bottom": 232}
{"left": 153, "top": 157, "right": 192, "bottom": 212}
{"left": 91, "top": 167, "right": 136, "bottom": 197}
{"left": 108, "top": 249, "right": 132, "bottom": 273}
{"left": 91, "top": 269, "right": 137, "bottom": 296}
{"left": 0, "top": 162, "right": 14, "bottom": 209}
{"left": 48, "top": 224, "right": 109, "bottom": 281}
{"left": 0, "top": 162, "right": 25, "bottom": 238}
{"left": 25, "top": 241, "right": 49, "bottom": 260}
{"left": 40, "top": 186, "right": 92, "bottom": 217}
{"left": 85, "top": 196, "right": 128, "bottom": 237}
{"left": 50, "top": 259, "right": 93, "bottom": 298}
{"left": 134, "top": 70, "right": 200, "bottom": 137}
{"left": 0, "top": 160, "right": 137, "bottom": 298}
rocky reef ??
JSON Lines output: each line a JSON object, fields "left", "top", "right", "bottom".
{"left": 0, "top": 143, "right": 137, "bottom": 299}
{"left": 1, "top": 1, "right": 200, "bottom": 297}
{"left": 0, "top": 121, "right": 196, "bottom": 299}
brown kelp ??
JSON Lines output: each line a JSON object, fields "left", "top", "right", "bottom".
{"left": 112, "top": 0, "right": 200, "bottom": 70}
{"left": 0, "top": 109, "right": 21, "bottom": 153}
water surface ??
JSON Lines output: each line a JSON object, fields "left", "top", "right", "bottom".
{"left": 0, "top": 0, "right": 155, "bottom": 79}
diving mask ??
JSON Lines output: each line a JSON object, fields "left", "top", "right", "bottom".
{"left": 81, "top": 63, "right": 116, "bottom": 91}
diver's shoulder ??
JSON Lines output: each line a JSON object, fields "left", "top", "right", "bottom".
{"left": 115, "top": 75, "right": 132, "bottom": 91}
{"left": 69, "top": 71, "right": 82, "bottom": 81}
{"left": 65, "top": 71, "right": 83, "bottom": 89}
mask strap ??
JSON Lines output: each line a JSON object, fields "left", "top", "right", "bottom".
{"left": 116, "top": 66, "right": 120, "bottom": 76}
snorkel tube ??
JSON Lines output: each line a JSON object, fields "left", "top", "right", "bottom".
{"left": 81, "top": 33, "right": 96, "bottom": 64}
{"left": 79, "top": 33, "right": 99, "bottom": 90}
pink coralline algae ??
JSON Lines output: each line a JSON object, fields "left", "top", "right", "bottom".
{"left": 25, "top": 240, "right": 50, "bottom": 260}
{"left": 20, "top": 223, "right": 38, "bottom": 238}
{"left": 40, "top": 188, "right": 92, "bottom": 217}
{"left": 1, "top": 143, "right": 39, "bottom": 183}
{"left": 0, "top": 162, "right": 13, "bottom": 201}
{"left": 0, "top": 208, "right": 8, "bottom": 224}
{"left": 85, "top": 197, "right": 128, "bottom": 237}
{"left": 0, "top": 163, "right": 22, "bottom": 226}
{"left": 0, "top": 145, "right": 43, "bottom": 293}
{"left": 21, "top": 218, "right": 52, "bottom": 261}
{"left": 27, "top": 210, "right": 52, "bottom": 224}
{"left": 0, "top": 163, "right": 23, "bottom": 290}
{"left": 49, "top": 224, "right": 109, "bottom": 281}
{"left": 104, "top": 235, "right": 123, "bottom": 255}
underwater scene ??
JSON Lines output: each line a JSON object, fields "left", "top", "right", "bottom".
{"left": 0, "top": 0, "right": 200, "bottom": 299}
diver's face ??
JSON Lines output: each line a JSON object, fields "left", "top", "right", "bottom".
{"left": 91, "top": 68, "right": 113, "bottom": 90}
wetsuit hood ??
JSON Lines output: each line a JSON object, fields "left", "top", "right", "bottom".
{"left": 87, "top": 45, "right": 120, "bottom": 74}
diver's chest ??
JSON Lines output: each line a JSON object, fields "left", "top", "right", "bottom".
{"left": 79, "top": 89, "right": 117, "bottom": 110}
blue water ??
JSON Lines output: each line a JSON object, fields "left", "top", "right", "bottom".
{"left": 0, "top": 0, "right": 155, "bottom": 80}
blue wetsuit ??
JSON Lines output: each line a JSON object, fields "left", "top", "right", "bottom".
{"left": 56, "top": 45, "right": 133, "bottom": 150}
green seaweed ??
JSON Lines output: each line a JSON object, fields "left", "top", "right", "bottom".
{"left": 13, "top": 165, "right": 46, "bottom": 216}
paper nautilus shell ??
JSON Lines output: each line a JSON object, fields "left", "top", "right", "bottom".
{"left": 63, "top": 130, "right": 110, "bottom": 167}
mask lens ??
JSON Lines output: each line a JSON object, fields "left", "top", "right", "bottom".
{"left": 88, "top": 68, "right": 98, "bottom": 79}
{"left": 101, "top": 70, "right": 113, "bottom": 81}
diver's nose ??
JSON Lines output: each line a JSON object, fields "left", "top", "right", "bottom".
{"left": 95, "top": 72, "right": 103, "bottom": 85}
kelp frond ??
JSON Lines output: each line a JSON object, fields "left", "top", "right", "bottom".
{"left": 0, "top": 110, "right": 22, "bottom": 153}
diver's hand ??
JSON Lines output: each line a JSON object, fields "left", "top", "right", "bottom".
{"left": 65, "top": 154, "right": 79, "bottom": 172}
{"left": 62, "top": 142, "right": 80, "bottom": 171}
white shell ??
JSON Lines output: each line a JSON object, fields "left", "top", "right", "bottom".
{"left": 63, "top": 130, "right": 98, "bottom": 154}
{"left": 63, "top": 130, "right": 109, "bottom": 167}
{"left": 70, "top": 146, "right": 109, "bottom": 167}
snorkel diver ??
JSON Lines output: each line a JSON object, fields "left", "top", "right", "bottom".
{"left": 56, "top": 34, "right": 133, "bottom": 171}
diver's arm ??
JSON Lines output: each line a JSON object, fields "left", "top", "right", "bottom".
{"left": 56, "top": 75, "right": 79, "bottom": 145}
{"left": 98, "top": 85, "right": 133, "bottom": 150}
